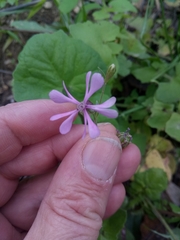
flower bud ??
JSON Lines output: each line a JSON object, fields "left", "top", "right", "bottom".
{"left": 105, "top": 64, "right": 116, "bottom": 82}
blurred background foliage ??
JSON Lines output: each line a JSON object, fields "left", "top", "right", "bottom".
{"left": 1, "top": 0, "right": 180, "bottom": 239}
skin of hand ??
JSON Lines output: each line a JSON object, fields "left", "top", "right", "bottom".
{"left": 0, "top": 100, "right": 141, "bottom": 240}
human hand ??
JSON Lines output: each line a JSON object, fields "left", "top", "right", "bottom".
{"left": 0, "top": 100, "right": 141, "bottom": 240}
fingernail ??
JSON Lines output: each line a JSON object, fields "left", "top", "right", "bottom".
{"left": 82, "top": 137, "right": 122, "bottom": 180}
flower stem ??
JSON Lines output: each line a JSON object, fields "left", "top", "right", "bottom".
{"left": 94, "top": 64, "right": 116, "bottom": 123}
{"left": 159, "top": 0, "right": 173, "bottom": 57}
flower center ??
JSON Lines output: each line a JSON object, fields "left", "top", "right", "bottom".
{"left": 77, "top": 102, "right": 86, "bottom": 114}
{"left": 77, "top": 101, "right": 93, "bottom": 114}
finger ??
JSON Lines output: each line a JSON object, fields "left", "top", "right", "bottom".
{"left": 114, "top": 143, "right": 141, "bottom": 184}
{"left": 0, "top": 124, "right": 116, "bottom": 207}
{"left": 0, "top": 125, "right": 84, "bottom": 206}
{"left": 1, "top": 135, "right": 139, "bottom": 228}
{"left": 0, "top": 100, "right": 75, "bottom": 164}
{"left": 0, "top": 213, "right": 25, "bottom": 240}
{"left": 1, "top": 173, "right": 125, "bottom": 231}
{"left": 1, "top": 170, "right": 55, "bottom": 231}
{"left": 25, "top": 125, "right": 122, "bottom": 239}
{"left": 104, "top": 183, "right": 125, "bottom": 219}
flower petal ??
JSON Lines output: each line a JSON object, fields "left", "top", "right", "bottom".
{"left": 60, "top": 111, "right": 78, "bottom": 134}
{"left": 84, "top": 71, "right": 92, "bottom": 99}
{"left": 87, "top": 97, "right": 116, "bottom": 109}
{"left": 50, "top": 110, "right": 78, "bottom": 121}
{"left": 92, "top": 108, "right": 118, "bottom": 118}
{"left": 84, "top": 72, "right": 104, "bottom": 102}
{"left": 84, "top": 110, "right": 100, "bottom": 138}
{"left": 62, "top": 82, "right": 79, "bottom": 104}
{"left": 49, "top": 90, "right": 75, "bottom": 104}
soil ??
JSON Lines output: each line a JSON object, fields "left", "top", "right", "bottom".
{"left": 0, "top": 0, "right": 59, "bottom": 106}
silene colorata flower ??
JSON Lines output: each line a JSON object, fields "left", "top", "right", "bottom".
{"left": 49, "top": 71, "right": 118, "bottom": 138}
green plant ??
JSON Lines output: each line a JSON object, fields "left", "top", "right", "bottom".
{"left": 3, "top": 0, "right": 180, "bottom": 238}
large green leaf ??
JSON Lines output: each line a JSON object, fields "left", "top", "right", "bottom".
{"left": 130, "top": 168, "right": 168, "bottom": 201}
{"left": 69, "top": 21, "right": 121, "bottom": 65}
{"left": 13, "top": 30, "right": 106, "bottom": 101}
{"left": 165, "top": 113, "right": 180, "bottom": 141}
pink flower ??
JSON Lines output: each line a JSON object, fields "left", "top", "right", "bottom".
{"left": 49, "top": 71, "right": 118, "bottom": 138}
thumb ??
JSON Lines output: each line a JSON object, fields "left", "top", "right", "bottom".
{"left": 25, "top": 125, "right": 122, "bottom": 240}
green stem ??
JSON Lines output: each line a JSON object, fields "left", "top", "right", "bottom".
{"left": 119, "top": 105, "right": 144, "bottom": 117}
{"left": 93, "top": 82, "right": 107, "bottom": 124}
{"left": 159, "top": 0, "right": 173, "bottom": 57}
{"left": 140, "top": 0, "right": 154, "bottom": 38}
{"left": 81, "top": 0, "right": 87, "bottom": 22}
{"left": 146, "top": 199, "right": 178, "bottom": 240}
{"left": 150, "top": 55, "right": 179, "bottom": 83}
{"left": 93, "top": 65, "right": 116, "bottom": 123}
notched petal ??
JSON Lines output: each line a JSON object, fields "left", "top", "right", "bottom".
{"left": 49, "top": 90, "right": 74, "bottom": 104}
{"left": 85, "top": 111, "right": 100, "bottom": 138}
{"left": 87, "top": 97, "right": 116, "bottom": 109}
{"left": 84, "top": 73, "right": 104, "bottom": 101}
{"left": 60, "top": 111, "right": 78, "bottom": 134}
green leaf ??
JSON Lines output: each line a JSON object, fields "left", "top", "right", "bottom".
{"left": 93, "top": 8, "right": 111, "bottom": 20}
{"left": 56, "top": 0, "right": 79, "bottom": 14}
{"left": 117, "top": 54, "right": 132, "bottom": 77}
{"left": 126, "top": 17, "right": 153, "bottom": 33}
{"left": 144, "top": 168, "right": 168, "bottom": 199}
{"left": 0, "top": 0, "right": 6, "bottom": 8}
{"left": 69, "top": 21, "right": 120, "bottom": 65}
{"left": 106, "top": 42, "right": 123, "bottom": 54}
{"left": 131, "top": 168, "right": 168, "bottom": 200}
{"left": 120, "top": 31, "right": 147, "bottom": 58}
{"left": 13, "top": 30, "right": 106, "bottom": 101}
{"left": 109, "top": 0, "right": 137, "bottom": 13}
{"left": 147, "top": 99, "right": 174, "bottom": 130}
{"left": 169, "top": 203, "right": 180, "bottom": 214}
{"left": 165, "top": 113, "right": 180, "bottom": 141}
{"left": 132, "top": 67, "right": 158, "bottom": 83}
{"left": 28, "top": 0, "right": 46, "bottom": 19}
{"left": 100, "top": 209, "right": 127, "bottom": 239}
{"left": 132, "top": 133, "right": 147, "bottom": 156}
{"left": 8, "top": 0, "right": 16, "bottom": 4}
{"left": 156, "top": 80, "right": 180, "bottom": 103}
{"left": 10, "top": 20, "right": 55, "bottom": 33}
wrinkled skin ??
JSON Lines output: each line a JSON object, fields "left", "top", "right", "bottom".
{"left": 0, "top": 100, "right": 141, "bottom": 240}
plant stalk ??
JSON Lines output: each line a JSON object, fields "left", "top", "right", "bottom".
{"left": 146, "top": 199, "right": 178, "bottom": 240}
{"left": 159, "top": 0, "right": 173, "bottom": 57}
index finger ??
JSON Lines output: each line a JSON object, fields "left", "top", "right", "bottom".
{"left": 0, "top": 100, "right": 75, "bottom": 164}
